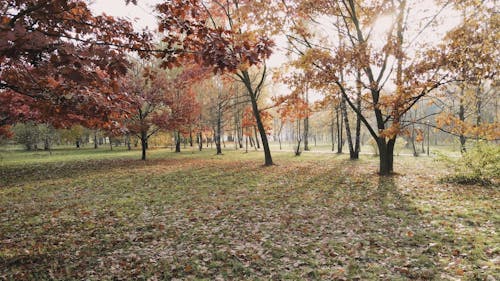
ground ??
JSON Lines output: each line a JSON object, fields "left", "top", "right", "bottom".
{"left": 0, "top": 147, "right": 498, "bottom": 280}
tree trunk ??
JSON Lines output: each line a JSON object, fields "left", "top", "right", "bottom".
{"left": 295, "top": 119, "right": 302, "bottom": 156}
{"left": 253, "top": 126, "right": 260, "bottom": 149}
{"left": 411, "top": 123, "right": 418, "bottom": 157}
{"left": 215, "top": 125, "right": 222, "bottom": 155}
{"left": 252, "top": 103, "right": 273, "bottom": 167}
{"left": 303, "top": 116, "right": 309, "bottom": 151}
{"left": 242, "top": 70, "right": 273, "bottom": 166}
{"left": 189, "top": 129, "right": 193, "bottom": 147}
{"left": 377, "top": 137, "right": 396, "bottom": 175}
{"left": 459, "top": 97, "right": 467, "bottom": 153}
{"left": 354, "top": 70, "right": 362, "bottom": 158}
{"left": 94, "top": 131, "right": 98, "bottom": 149}
{"left": 331, "top": 107, "right": 335, "bottom": 151}
{"left": 175, "top": 131, "right": 181, "bottom": 153}
{"left": 237, "top": 121, "right": 243, "bottom": 149}
{"left": 198, "top": 132, "right": 203, "bottom": 151}
{"left": 140, "top": 132, "right": 147, "bottom": 160}
{"left": 341, "top": 95, "right": 355, "bottom": 159}
{"left": 44, "top": 137, "right": 50, "bottom": 150}
{"left": 336, "top": 105, "right": 343, "bottom": 154}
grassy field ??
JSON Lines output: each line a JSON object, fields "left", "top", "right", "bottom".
{"left": 0, "top": 147, "right": 498, "bottom": 280}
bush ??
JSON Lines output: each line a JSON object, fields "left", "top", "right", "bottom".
{"left": 437, "top": 142, "right": 500, "bottom": 186}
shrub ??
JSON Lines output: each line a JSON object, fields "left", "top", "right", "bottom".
{"left": 437, "top": 142, "right": 500, "bottom": 186}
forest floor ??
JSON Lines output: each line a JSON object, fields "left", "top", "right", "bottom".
{"left": 0, "top": 147, "right": 498, "bottom": 280}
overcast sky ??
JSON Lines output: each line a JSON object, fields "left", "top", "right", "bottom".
{"left": 90, "top": 0, "right": 161, "bottom": 31}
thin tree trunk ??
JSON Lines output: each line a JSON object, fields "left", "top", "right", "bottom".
{"left": 354, "top": 70, "right": 362, "bottom": 158}
{"left": 140, "top": 131, "right": 147, "bottom": 160}
{"left": 331, "top": 106, "right": 335, "bottom": 151}
{"left": 459, "top": 87, "right": 467, "bottom": 153}
{"left": 253, "top": 126, "right": 260, "bottom": 149}
{"left": 215, "top": 118, "right": 222, "bottom": 155}
{"left": 337, "top": 105, "right": 343, "bottom": 154}
{"left": 304, "top": 116, "right": 309, "bottom": 151}
{"left": 175, "top": 131, "right": 181, "bottom": 153}
{"left": 341, "top": 95, "right": 355, "bottom": 158}
{"left": 241, "top": 70, "right": 273, "bottom": 165}
{"left": 411, "top": 123, "right": 418, "bottom": 157}
{"left": 295, "top": 119, "right": 302, "bottom": 156}
{"left": 189, "top": 128, "right": 193, "bottom": 147}
{"left": 94, "top": 131, "right": 98, "bottom": 149}
{"left": 278, "top": 123, "right": 284, "bottom": 150}
{"left": 198, "top": 132, "right": 203, "bottom": 151}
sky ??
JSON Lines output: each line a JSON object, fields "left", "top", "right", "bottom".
{"left": 90, "top": 0, "right": 161, "bottom": 32}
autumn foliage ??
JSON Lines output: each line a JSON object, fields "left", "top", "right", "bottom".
{"left": 0, "top": 0, "right": 151, "bottom": 135}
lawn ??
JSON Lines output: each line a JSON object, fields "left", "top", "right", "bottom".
{"left": 0, "top": 147, "right": 498, "bottom": 280}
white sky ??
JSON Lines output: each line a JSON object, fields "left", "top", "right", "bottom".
{"left": 90, "top": 0, "right": 161, "bottom": 31}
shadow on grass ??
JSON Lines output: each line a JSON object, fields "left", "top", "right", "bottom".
{"left": 0, "top": 156, "right": 491, "bottom": 280}
{"left": 0, "top": 156, "right": 195, "bottom": 187}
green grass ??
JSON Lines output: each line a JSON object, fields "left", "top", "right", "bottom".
{"left": 0, "top": 147, "right": 498, "bottom": 280}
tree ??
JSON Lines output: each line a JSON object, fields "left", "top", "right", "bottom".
{"left": 274, "top": 72, "right": 313, "bottom": 155}
{"left": 119, "top": 64, "right": 171, "bottom": 160}
{"left": 13, "top": 122, "right": 42, "bottom": 150}
{"left": 164, "top": 67, "right": 205, "bottom": 153}
{"left": 197, "top": 76, "right": 236, "bottom": 155}
{"left": 432, "top": 3, "right": 499, "bottom": 151}
{"left": 1, "top": 0, "right": 151, "bottom": 136}
{"left": 156, "top": 0, "right": 277, "bottom": 165}
{"left": 283, "top": 0, "right": 459, "bottom": 174}
{"left": 277, "top": 94, "right": 310, "bottom": 156}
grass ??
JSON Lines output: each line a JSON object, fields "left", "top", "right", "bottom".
{"left": 0, "top": 146, "right": 498, "bottom": 280}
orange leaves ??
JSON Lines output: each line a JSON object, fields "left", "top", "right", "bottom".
{"left": 276, "top": 94, "right": 311, "bottom": 123}
{"left": 1, "top": 16, "right": 9, "bottom": 25}
{"left": 379, "top": 123, "right": 400, "bottom": 139}
{"left": 436, "top": 113, "right": 500, "bottom": 140}
{"left": 46, "top": 77, "right": 60, "bottom": 88}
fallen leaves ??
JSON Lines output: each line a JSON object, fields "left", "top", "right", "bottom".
{"left": 0, "top": 149, "right": 498, "bottom": 280}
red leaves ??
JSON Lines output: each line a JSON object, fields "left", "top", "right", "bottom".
{"left": 0, "top": 0, "right": 152, "bottom": 136}
{"left": 156, "top": 0, "right": 275, "bottom": 74}
{"left": 120, "top": 64, "right": 201, "bottom": 138}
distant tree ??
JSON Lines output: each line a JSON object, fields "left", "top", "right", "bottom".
{"left": 60, "top": 125, "right": 85, "bottom": 148}
{"left": 432, "top": 4, "right": 499, "bottom": 151}
{"left": 13, "top": 122, "right": 58, "bottom": 150}
{"left": 156, "top": 0, "right": 278, "bottom": 165}
{"left": 120, "top": 64, "right": 175, "bottom": 160}
{"left": 276, "top": 92, "right": 311, "bottom": 156}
